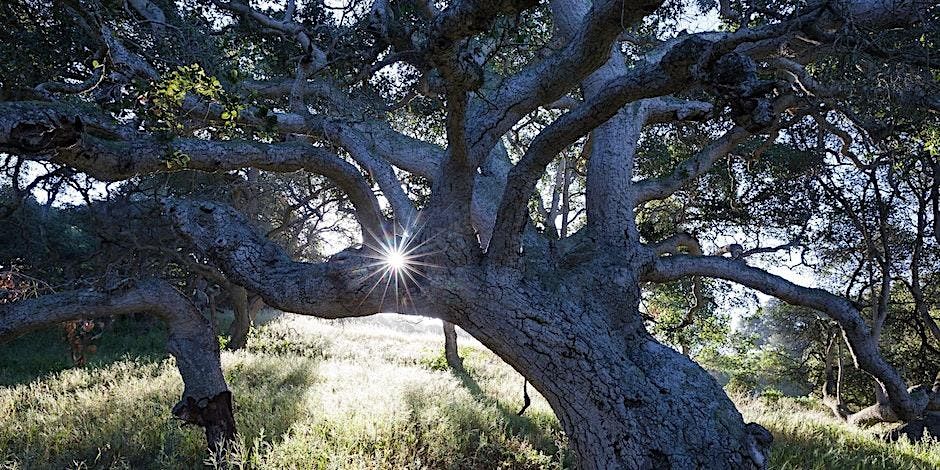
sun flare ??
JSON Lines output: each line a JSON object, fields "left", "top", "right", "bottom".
{"left": 358, "top": 219, "right": 442, "bottom": 311}
{"left": 384, "top": 248, "right": 407, "bottom": 271}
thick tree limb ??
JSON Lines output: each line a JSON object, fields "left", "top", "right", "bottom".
{"left": 643, "top": 254, "right": 926, "bottom": 421}
{"left": 167, "top": 199, "right": 394, "bottom": 318}
{"left": 425, "top": 91, "right": 483, "bottom": 258}
{"left": 349, "top": 120, "right": 442, "bottom": 180}
{"left": 0, "top": 279, "right": 236, "bottom": 449}
{"left": 469, "top": 0, "right": 665, "bottom": 156}
{"left": 487, "top": 65, "right": 689, "bottom": 259}
{"left": 0, "top": 101, "right": 386, "bottom": 237}
{"left": 323, "top": 123, "right": 417, "bottom": 222}
{"left": 488, "top": 23, "right": 803, "bottom": 257}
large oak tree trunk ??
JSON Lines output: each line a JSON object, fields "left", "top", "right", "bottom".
{"left": 539, "top": 326, "right": 772, "bottom": 469}
{"left": 451, "top": 267, "right": 771, "bottom": 469}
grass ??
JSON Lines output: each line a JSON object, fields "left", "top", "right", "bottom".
{"left": 0, "top": 314, "right": 566, "bottom": 469}
{"left": 740, "top": 395, "right": 940, "bottom": 469}
{"left": 1, "top": 313, "right": 938, "bottom": 469}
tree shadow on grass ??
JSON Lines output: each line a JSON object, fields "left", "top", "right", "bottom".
{"left": 0, "top": 310, "right": 292, "bottom": 387}
{"left": 2, "top": 351, "right": 322, "bottom": 470}
{"left": 400, "top": 376, "right": 570, "bottom": 469}
{"left": 223, "top": 352, "right": 323, "bottom": 444}
{"left": 0, "top": 317, "right": 169, "bottom": 386}
{"left": 451, "top": 368, "right": 570, "bottom": 463}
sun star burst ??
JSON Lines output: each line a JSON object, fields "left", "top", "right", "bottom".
{"left": 358, "top": 218, "right": 441, "bottom": 311}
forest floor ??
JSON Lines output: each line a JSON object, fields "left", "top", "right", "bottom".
{"left": 1, "top": 312, "right": 939, "bottom": 469}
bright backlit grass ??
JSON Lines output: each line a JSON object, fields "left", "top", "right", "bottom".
{"left": 0, "top": 315, "right": 566, "bottom": 469}
{"left": 1, "top": 314, "right": 938, "bottom": 469}
{"left": 739, "top": 395, "right": 940, "bottom": 470}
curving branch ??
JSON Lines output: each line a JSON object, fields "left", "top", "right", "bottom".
{"left": 648, "top": 233, "right": 706, "bottom": 334}
{"left": 323, "top": 123, "right": 417, "bottom": 222}
{"left": 213, "top": 0, "right": 325, "bottom": 67}
{"left": 650, "top": 232, "right": 703, "bottom": 256}
{"left": 0, "top": 101, "right": 386, "bottom": 237}
{"left": 486, "top": 20, "right": 807, "bottom": 259}
{"left": 468, "top": 0, "right": 665, "bottom": 157}
{"left": 643, "top": 254, "right": 927, "bottom": 421}
{"left": 0, "top": 279, "right": 236, "bottom": 450}
{"left": 166, "top": 199, "right": 397, "bottom": 318}
{"left": 486, "top": 61, "right": 690, "bottom": 260}
{"left": 633, "top": 127, "right": 750, "bottom": 204}
{"left": 349, "top": 120, "right": 443, "bottom": 180}
{"left": 35, "top": 50, "right": 107, "bottom": 98}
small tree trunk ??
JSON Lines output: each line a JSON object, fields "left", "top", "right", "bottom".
{"left": 822, "top": 330, "right": 849, "bottom": 419}
{"left": 442, "top": 320, "right": 464, "bottom": 372}
{"left": 226, "top": 286, "right": 263, "bottom": 350}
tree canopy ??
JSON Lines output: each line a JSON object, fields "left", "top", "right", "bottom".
{"left": 1, "top": 0, "right": 938, "bottom": 468}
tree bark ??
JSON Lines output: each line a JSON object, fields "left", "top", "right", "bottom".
{"left": 170, "top": 198, "right": 779, "bottom": 468}
{"left": 226, "top": 285, "right": 264, "bottom": 350}
{"left": 447, "top": 266, "right": 772, "bottom": 469}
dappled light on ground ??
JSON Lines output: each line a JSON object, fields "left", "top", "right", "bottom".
{"left": 2, "top": 315, "right": 938, "bottom": 469}
{"left": 739, "top": 396, "right": 940, "bottom": 469}
{"left": 1, "top": 316, "right": 566, "bottom": 469}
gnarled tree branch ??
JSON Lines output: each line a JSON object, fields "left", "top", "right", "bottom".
{"left": 166, "top": 199, "right": 397, "bottom": 318}
{"left": 0, "top": 101, "right": 386, "bottom": 237}
{"left": 643, "top": 253, "right": 927, "bottom": 421}
{"left": 0, "top": 279, "right": 236, "bottom": 450}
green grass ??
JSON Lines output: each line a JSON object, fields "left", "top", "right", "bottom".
{"left": 1, "top": 314, "right": 938, "bottom": 469}
{"left": 740, "top": 396, "right": 940, "bottom": 469}
{"left": 0, "top": 315, "right": 566, "bottom": 469}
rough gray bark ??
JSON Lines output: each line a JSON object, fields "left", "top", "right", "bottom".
{"left": 167, "top": 198, "right": 774, "bottom": 467}
{"left": 0, "top": 279, "right": 236, "bottom": 450}
{"left": 443, "top": 260, "right": 772, "bottom": 469}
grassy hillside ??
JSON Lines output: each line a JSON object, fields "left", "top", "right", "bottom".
{"left": 1, "top": 314, "right": 938, "bottom": 469}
